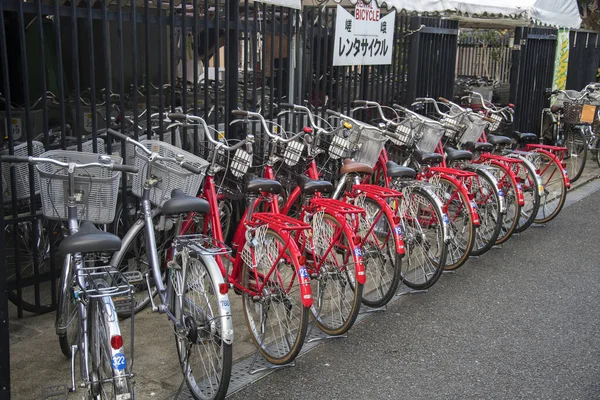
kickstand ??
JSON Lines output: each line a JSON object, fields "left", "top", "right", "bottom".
{"left": 173, "top": 375, "right": 188, "bottom": 399}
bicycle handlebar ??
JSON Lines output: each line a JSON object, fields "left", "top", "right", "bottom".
{"left": 277, "top": 103, "right": 328, "bottom": 136}
{"left": 0, "top": 154, "right": 138, "bottom": 174}
{"left": 232, "top": 109, "right": 304, "bottom": 144}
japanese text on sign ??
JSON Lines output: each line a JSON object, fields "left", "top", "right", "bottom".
{"left": 332, "top": 3, "right": 395, "bottom": 66}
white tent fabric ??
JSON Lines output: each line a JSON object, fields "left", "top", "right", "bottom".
{"left": 304, "top": 0, "right": 582, "bottom": 28}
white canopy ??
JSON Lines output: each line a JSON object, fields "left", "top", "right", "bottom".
{"left": 299, "top": 0, "right": 582, "bottom": 29}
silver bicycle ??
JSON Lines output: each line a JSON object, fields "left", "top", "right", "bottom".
{"left": 0, "top": 150, "right": 137, "bottom": 398}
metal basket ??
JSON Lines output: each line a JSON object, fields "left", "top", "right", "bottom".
{"left": 65, "top": 138, "right": 106, "bottom": 154}
{"left": 348, "top": 126, "right": 386, "bottom": 168}
{"left": 36, "top": 150, "right": 123, "bottom": 223}
{"left": 1, "top": 141, "right": 45, "bottom": 201}
{"left": 76, "top": 262, "right": 135, "bottom": 298}
{"left": 389, "top": 119, "right": 420, "bottom": 147}
{"left": 0, "top": 109, "right": 44, "bottom": 142}
{"left": 487, "top": 113, "right": 503, "bottom": 132}
{"left": 555, "top": 90, "right": 584, "bottom": 108}
{"left": 562, "top": 102, "right": 590, "bottom": 125}
{"left": 132, "top": 140, "right": 208, "bottom": 207}
{"left": 416, "top": 123, "right": 445, "bottom": 153}
{"left": 279, "top": 139, "right": 305, "bottom": 167}
{"left": 457, "top": 115, "right": 488, "bottom": 145}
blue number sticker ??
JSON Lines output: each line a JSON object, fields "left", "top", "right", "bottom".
{"left": 353, "top": 247, "right": 363, "bottom": 257}
{"left": 299, "top": 267, "right": 309, "bottom": 279}
{"left": 470, "top": 200, "right": 477, "bottom": 209}
{"left": 498, "top": 189, "right": 504, "bottom": 197}
{"left": 112, "top": 353, "right": 127, "bottom": 371}
{"left": 442, "top": 214, "right": 449, "bottom": 225}
{"left": 394, "top": 226, "right": 402, "bottom": 235}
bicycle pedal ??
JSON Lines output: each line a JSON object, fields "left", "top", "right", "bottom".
{"left": 122, "top": 270, "right": 144, "bottom": 284}
{"left": 41, "top": 384, "right": 68, "bottom": 399}
{"left": 113, "top": 296, "right": 134, "bottom": 314}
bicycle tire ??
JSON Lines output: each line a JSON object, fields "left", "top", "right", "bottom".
{"left": 512, "top": 158, "right": 541, "bottom": 233}
{"left": 595, "top": 136, "right": 600, "bottom": 168}
{"left": 355, "top": 196, "right": 402, "bottom": 307}
{"left": 398, "top": 185, "right": 448, "bottom": 289}
{"left": 173, "top": 254, "right": 232, "bottom": 400}
{"left": 530, "top": 151, "right": 568, "bottom": 224}
{"left": 434, "top": 177, "right": 475, "bottom": 271}
{"left": 57, "top": 260, "right": 78, "bottom": 359}
{"left": 308, "top": 212, "right": 363, "bottom": 336}
{"left": 564, "top": 125, "right": 587, "bottom": 183}
{"left": 89, "top": 293, "right": 132, "bottom": 399}
{"left": 466, "top": 169, "right": 503, "bottom": 256}
{"left": 487, "top": 164, "right": 520, "bottom": 245}
{"left": 241, "top": 228, "right": 309, "bottom": 365}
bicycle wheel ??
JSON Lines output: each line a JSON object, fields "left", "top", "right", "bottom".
{"left": 465, "top": 170, "right": 503, "bottom": 256}
{"left": 530, "top": 151, "right": 568, "bottom": 223}
{"left": 355, "top": 196, "right": 402, "bottom": 307}
{"left": 512, "top": 159, "right": 541, "bottom": 233}
{"left": 241, "top": 228, "right": 309, "bottom": 365}
{"left": 89, "top": 294, "right": 132, "bottom": 399}
{"left": 173, "top": 254, "right": 232, "bottom": 400}
{"left": 309, "top": 212, "right": 363, "bottom": 336}
{"left": 112, "top": 218, "right": 171, "bottom": 317}
{"left": 398, "top": 185, "right": 448, "bottom": 289}
{"left": 487, "top": 165, "right": 520, "bottom": 245}
{"left": 564, "top": 125, "right": 587, "bottom": 183}
{"left": 58, "top": 257, "right": 78, "bottom": 358}
{"left": 433, "top": 177, "right": 475, "bottom": 271}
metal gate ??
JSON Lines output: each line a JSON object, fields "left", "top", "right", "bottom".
{"left": 509, "top": 26, "right": 558, "bottom": 134}
{"left": 406, "top": 17, "right": 459, "bottom": 104}
{"left": 566, "top": 30, "right": 600, "bottom": 90}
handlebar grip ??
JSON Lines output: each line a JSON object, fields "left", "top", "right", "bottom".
{"left": 325, "top": 109, "right": 342, "bottom": 118}
{"left": 181, "top": 162, "right": 203, "bottom": 174}
{"left": 279, "top": 103, "right": 294, "bottom": 109}
{"left": 231, "top": 110, "right": 248, "bottom": 118}
{"left": 438, "top": 97, "right": 450, "bottom": 104}
{"left": 352, "top": 100, "right": 367, "bottom": 106}
{"left": 104, "top": 128, "right": 130, "bottom": 142}
{"left": 414, "top": 98, "right": 427, "bottom": 102}
{"left": 0, "top": 155, "right": 30, "bottom": 163}
{"left": 113, "top": 164, "right": 139, "bottom": 173}
{"left": 464, "top": 90, "right": 473, "bottom": 94}
{"left": 167, "top": 113, "right": 187, "bottom": 121}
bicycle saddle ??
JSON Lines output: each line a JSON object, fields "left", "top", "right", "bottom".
{"left": 486, "top": 134, "right": 512, "bottom": 146}
{"left": 340, "top": 159, "right": 374, "bottom": 175}
{"left": 59, "top": 221, "right": 122, "bottom": 255}
{"left": 413, "top": 150, "right": 443, "bottom": 165}
{"left": 463, "top": 141, "right": 494, "bottom": 153}
{"left": 385, "top": 161, "right": 416, "bottom": 179}
{"left": 244, "top": 177, "right": 283, "bottom": 194}
{"left": 297, "top": 175, "right": 333, "bottom": 195}
{"left": 550, "top": 104, "right": 562, "bottom": 113}
{"left": 514, "top": 131, "right": 538, "bottom": 144}
{"left": 445, "top": 147, "right": 473, "bottom": 163}
{"left": 162, "top": 189, "right": 210, "bottom": 215}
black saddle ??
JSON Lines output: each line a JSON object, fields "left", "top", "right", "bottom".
{"left": 514, "top": 131, "right": 538, "bottom": 144}
{"left": 463, "top": 141, "right": 494, "bottom": 153}
{"left": 385, "top": 161, "right": 416, "bottom": 179}
{"left": 445, "top": 147, "right": 473, "bottom": 163}
{"left": 297, "top": 175, "right": 333, "bottom": 195}
{"left": 59, "top": 221, "right": 121, "bottom": 255}
{"left": 162, "top": 189, "right": 210, "bottom": 215}
{"left": 245, "top": 178, "right": 283, "bottom": 194}
{"left": 487, "top": 134, "right": 512, "bottom": 146}
{"left": 413, "top": 150, "right": 443, "bottom": 165}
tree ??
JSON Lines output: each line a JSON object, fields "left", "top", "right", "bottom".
{"left": 578, "top": 0, "right": 600, "bottom": 30}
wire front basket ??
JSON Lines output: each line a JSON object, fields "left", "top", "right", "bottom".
{"left": 416, "top": 123, "right": 446, "bottom": 153}
{"left": 348, "top": 125, "right": 387, "bottom": 168}
{"left": 36, "top": 150, "right": 122, "bottom": 223}
{"left": 457, "top": 115, "right": 489, "bottom": 145}
{"left": 1, "top": 141, "right": 45, "bottom": 202}
{"left": 132, "top": 140, "right": 208, "bottom": 207}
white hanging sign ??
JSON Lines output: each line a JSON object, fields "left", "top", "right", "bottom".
{"left": 254, "top": 0, "right": 301, "bottom": 10}
{"left": 332, "top": 2, "right": 395, "bottom": 66}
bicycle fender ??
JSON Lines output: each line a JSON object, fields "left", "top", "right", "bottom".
{"left": 198, "top": 254, "right": 234, "bottom": 345}
{"left": 464, "top": 164, "right": 506, "bottom": 214}
{"left": 435, "top": 174, "right": 481, "bottom": 227}
{"left": 409, "top": 183, "right": 451, "bottom": 244}
{"left": 506, "top": 153, "right": 545, "bottom": 196}
{"left": 488, "top": 159, "right": 525, "bottom": 207}
{"left": 340, "top": 216, "right": 366, "bottom": 285}
{"left": 531, "top": 148, "right": 571, "bottom": 189}
{"left": 363, "top": 192, "right": 405, "bottom": 256}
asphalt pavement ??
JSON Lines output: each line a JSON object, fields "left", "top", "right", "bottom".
{"left": 228, "top": 187, "right": 600, "bottom": 400}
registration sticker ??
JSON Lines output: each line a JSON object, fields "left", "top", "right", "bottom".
{"left": 353, "top": 247, "right": 363, "bottom": 257}
{"left": 299, "top": 266, "right": 309, "bottom": 279}
{"left": 394, "top": 226, "right": 402, "bottom": 235}
{"left": 442, "top": 214, "right": 450, "bottom": 225}
{"left": 498, "top": 189, "right": 504, "bottom": 197}
{"left": 112, "top": 353, "right": 127, "bottom": 371}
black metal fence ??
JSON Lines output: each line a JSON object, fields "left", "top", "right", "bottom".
{"left": 509, "top": 26, "right": 558, "bottom": 134}
{"left": 566, "top": 30, "right": 600, "bottom": 90}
